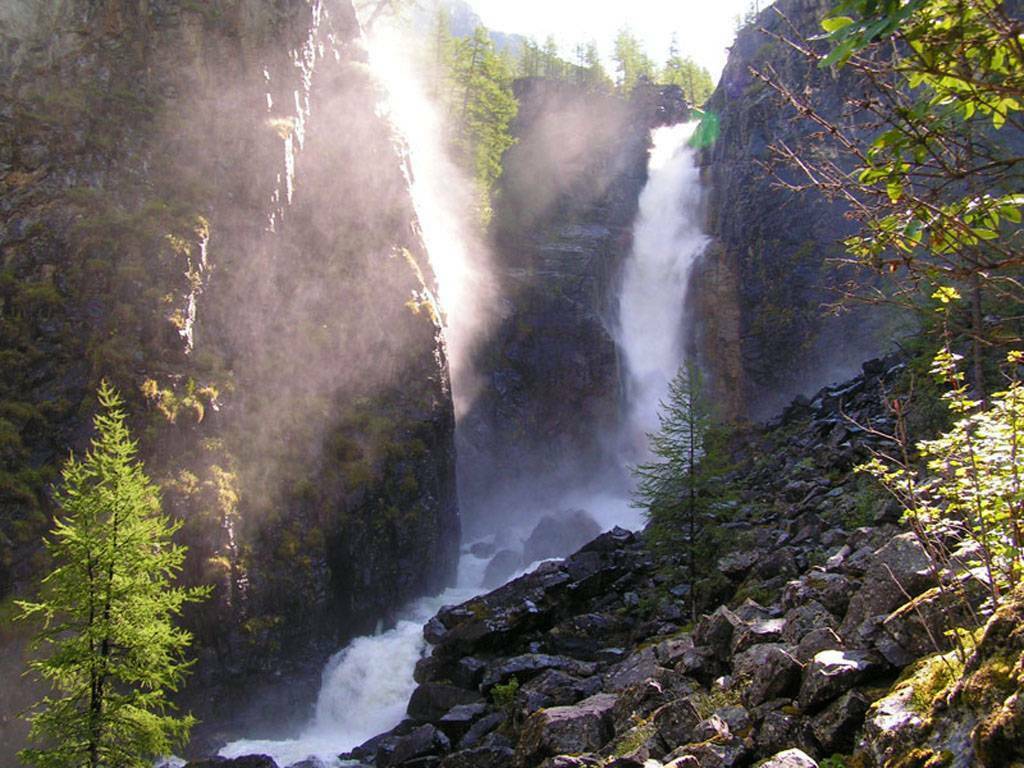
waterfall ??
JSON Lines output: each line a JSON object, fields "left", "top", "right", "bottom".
{"left": 617, "top": 122, "right": 708, "bottom": 456}
{"left": 219, "top": 76, "right": 707, "bottom": 768}
{"left": 219, "top": 556, "right": 490, "bottom": 766}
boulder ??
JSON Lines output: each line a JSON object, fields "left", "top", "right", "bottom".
{"left": 795, "top": 628, "right": 845, "bottom": 663}
{"left": 656, "top": 634, "right": 695, "bottom": 666}
{"left": 612, "top": 678, "right": 672, "bottom": 735}
{"left": 861, "top": 685, "right": 926, "bottom": 767}
{"left": 515, "top": 693, "right": 618, "bottom": 767}
{"left": 481, "top": 653, "right": 597, "bottom": 690}
{"left": 439, "top": 746, "right": 514, "bottom": 768}
{"left": 731, "top": 618, "right": 786, "bottom": 655}
{"left": 483, "top": 549, "right": 522, "bottom": 588}
{"left": 437, "top": 703, "right": 489, "bottom": 741}
{"left": 378, "top": 724, "right": 451, "bottom": 768}
{"left": 408, "top": 683, "right": 483, "bottom": 722}
{"left": 811, "top": 690, "right": 870, "bottom": 754}
{"left": 673, "top": 645, "right": 720, "bottom": 685}
{"left": 782, "top": 572, "right": 852, "bottom": 617}
{"left": 731, "top": 642, "right": 787, "bottom": 683}
{"left": 458, "top": 711, "right": 506, "bottom": 750}
{"left": 718, "top": 550, "right": 760, "bottom": 578}
{"left": 781, "top": 601, "right": 837, "bottom": 645}
{"left": 604, "top": 646, "right": 664, "bottom": 691}
{"left": 548, "top": 612, "right": 629, "bottom": 659}
{"left": 536, "top": 757, "right": 603, "bottom": 768}
{"left": 652, "top": 697, "right": 703, "bottom": 751}
{"left": 839, "top": 532, "right": 935, "bottom": 642}
{"left": 878, "top": 579, "right": 988, "bottom": 666}
{"left": 694, "top": 607, "right": 745, "bottom": 661}
{"left": 523, "top": 510, "right": 602, "bottom": 564}
{"left": 519, "top": 669, "right": 601, "bottom": 712}
{"left": 185, "top": 759, "right": 278, "bottom": 768}
{"left": 743, "top": 645, "right": 802, "bottom": 707}
{"left": 716, "top": 705, "right": 752, "bottom": 738}
{"left": 759, "top": 749, "right": 819, "bottom": 768}
{"left": 452, "top": 657, "right": 487, "bottom": 689}
{"left": 756, "top": 710, "right": 818, "bottom": 758}
{"left": 663, "top": 735, "right": 749, "bottom": 768}
{"left": 798, "top": 649, "right": 883, "bottom": 711}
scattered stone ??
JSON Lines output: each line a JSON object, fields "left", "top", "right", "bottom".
{"left": 694, "top": 607, "right": 744, "bottom": 661}
{"left": 798, "top": 649, "right": 883, "bottom": 711}
{"left": 743, "top": 645, "right": 802, "bottom": 707}
{"left": 839, "top": 532, "right": 935, "bottom": 642}
{"left": 656, "top": 634, "right": 694, "bottom": 666}
{"left": 652, "top": 697, "right": 702, "bottom": 751}
{"left": 439, "top": 746, "right": 514, "bottom": 768}
{"left": 378, "top": 724, "right": 451, "bottom": 768}
{"left": 604, "top": 646, "right": 663, "bottom": 691}
{"left": 759, "top": 749, "right": 819, "bottom": 768}
{"left": 437, "top": 703, "right": 488, "bottom": 741}
{"left": 481, "top": 653, "right": 597, "bottom": 690}
{"left": 756, "top": 710, "right": 818, "bottom": 758}
{"left": 812, "top": 690, "right": 870, "bottom": 754}
{"left": 781, "top": 601, "right": 837, "bottom": 645}
{"left": 515, "top": 694, "right": 618, "bottom": 767}
{"left": 861, "top": 685, "right": 926, "bottom": 767}
{"left": 185, "top": 758, "right": 278, "bottom": 768}
{"left": 408, "top": 683, "right": 483, "bottom": 722}
{"left": 731, "top": 618, "right": 786, "bottom": 655}
{"left": 458, "top": 711, "right": 506, "bottom": 750}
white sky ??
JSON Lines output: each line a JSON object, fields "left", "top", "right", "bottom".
{"left": 469, "top": 0, "right": 752, "bottom": 81}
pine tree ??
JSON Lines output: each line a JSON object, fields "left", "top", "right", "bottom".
{"left": 633, "top": 364, "right": 734, "bottom": 621}
{"left": 448, "top": 27, "right": 518, "bottom": 220}
{"left": 17, "top": 382, "right": 208, "bottom": 768}
{"left": 612, "top": 27, "right": 654, "bottom": 94}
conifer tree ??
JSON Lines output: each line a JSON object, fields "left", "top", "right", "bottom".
{"left": 633, "top": 364, "right": 734, "bottom": 620}
{"left": 17, "top": 382, "right": 208, "bottom": 768}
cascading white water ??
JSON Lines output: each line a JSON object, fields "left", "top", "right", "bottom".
{"left": 617, "top": 122, "right": 708, "bottom": 455}
{"left": 219, "top": 555, "right": 490, "bottom": 766}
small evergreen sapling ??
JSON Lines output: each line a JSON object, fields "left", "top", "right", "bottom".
{"left": 632, "top": 363, "right": 735, "bottom": 620}
{"left": 17, "top": 382, "right": 208, "bottom": 768}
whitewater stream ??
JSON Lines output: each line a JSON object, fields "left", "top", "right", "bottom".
{"left": 219, "top": 107, "right": 705, "bottom": 768}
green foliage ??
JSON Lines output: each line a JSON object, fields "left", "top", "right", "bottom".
{"left": 613, "top": 26, "right": 656, "bottom": 93}
{"left": 15, "top": 383, "right": 208, "bottom": 768}
{"left": 435, "top": 23, "right": 518, "bottom": 222}
{"left": 491, "top": 676, "right": 520, "bottom": 710}
{"left": 660, "top": 34, "right": 714, "bottom": 105}
{"left": 633, "top": 363, "right": 736, "bottom": 620}
{"left": 859, "top": 298, "right": 1024, "bottom": 621}
{"left": 815, "top": 0, "right": 1024, "bottom": 325}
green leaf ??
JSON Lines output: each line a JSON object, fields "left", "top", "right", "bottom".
{"left": 822, "top": 15, "right": 855, "bottom": 32}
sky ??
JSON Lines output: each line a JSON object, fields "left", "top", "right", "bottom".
{"left": 469, "top": 0, "right": 755, "bottom": 81}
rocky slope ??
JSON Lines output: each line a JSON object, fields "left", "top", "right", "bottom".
{"left": 208, "top": 356, "right": 1022, "bottom": 768}
{"left": 1, "top": 0, "right": 458, "bottom": 753}
{"left": 693, "top": 0, "right": 891, "bottom": 421}
{"left": 459, "top": 78, "right": 687, "bottom": 526}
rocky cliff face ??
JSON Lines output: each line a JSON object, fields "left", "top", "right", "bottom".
{"left": 459, "top": 79, "right": 687, "bottom": 525}
{"left": 693, "top": 0, "right": 889, "bottom": 421}
{"left": 0, "top": 0, "right": 458, "bottom": 752}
